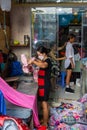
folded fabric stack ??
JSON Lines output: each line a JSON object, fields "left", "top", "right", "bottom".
{"left": 49, "top": 96, "right": 87, "bottom": 130}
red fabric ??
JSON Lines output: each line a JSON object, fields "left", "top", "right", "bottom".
{"left": 60, "top": 51, "right": 65, "bottom": 56}
{"left": 28, "top": 65, "right": 33, "bottom": 72}
{"left": 38, "top": 78, "right": 44, "bottom": 86}
{"left": 38, "top": 70, "right": 45, "bottom": 76}
{"left": 0, "top": 53, "right": 3, "bottom": 63}
{"left": 39, "top": 89, "right": 44, "bottom": 96}
{"left": 0, "top": 115, "right": 30, "bottom": 130}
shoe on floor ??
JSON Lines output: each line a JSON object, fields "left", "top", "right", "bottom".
{"left": 65, "top": 87, "right": 74, "bottom": 93}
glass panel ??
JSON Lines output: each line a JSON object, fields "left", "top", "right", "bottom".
{"left": 31, "top": 7, "right": 83, "bottom": 82}
{"left": 82, "top": 13, "right": 87, "bottom": 58}
{"left": 31, "top": 7, "right": 57, "bottom": 56}
{"left": 31, "top": 7, "right": 82, "bottom": 56}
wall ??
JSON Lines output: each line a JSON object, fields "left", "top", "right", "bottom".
{"left": 0, "top": 27, "right": 10, "bottom": 53}
{"left": 10, "top": 6, "right": 31, "bottom": 61}
{"left": 0, "top": 9, "right": 10, "bottom": 54}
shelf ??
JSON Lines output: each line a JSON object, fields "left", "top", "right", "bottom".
{"left": 69, "top": 24, "right": 81, "bottom": 26}
{"left": 10, "top": 44, "right": 29, "bottom": 48}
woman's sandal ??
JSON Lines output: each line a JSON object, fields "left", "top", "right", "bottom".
{"left": 37, "top": 125, "right": 48, "bottom": 130}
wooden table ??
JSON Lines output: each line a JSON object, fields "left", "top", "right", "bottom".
{"left": 5, "top": 76, "right": 19, "bottom": 82}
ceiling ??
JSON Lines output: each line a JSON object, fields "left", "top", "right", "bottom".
{"left": 15, "top": 0, "right": 87, "bottom": 14}
{"left": 16, "top": 0, "right": 87, "bottom": 3}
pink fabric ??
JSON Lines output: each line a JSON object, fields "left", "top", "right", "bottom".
{"left": 21, "top": 54, "right": 28, "bottom": 66}
{"left": 0, "top": 77, "right": 40, "bottom": 128}
{"left": 21, "top": 54, "right": 35, "bottom": 74}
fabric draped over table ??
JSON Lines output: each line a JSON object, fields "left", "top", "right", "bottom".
{"left": 0, "top": 77, "right": 40, "bottom": 128}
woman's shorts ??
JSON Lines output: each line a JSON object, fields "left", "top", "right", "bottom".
{"left": 66, "top": 63, "right": 72, "bottom": 70}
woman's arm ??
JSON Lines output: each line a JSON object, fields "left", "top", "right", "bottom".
{"left": 33, "top": 60, "right": 48, "bottom": 68}
{"left": 57, "top": 42, "right": 66, "bottom": 51}
{"left": 28, "top": 58, "right": 48, "bottom": 68}
{"left": 49, "top": 51, "right": 57, "bottom": 61}
{"left": 57, "top": 56, "right": 66, "bottom": 61}
{"left": 49, "top": 51, "right": 66, "bottom": 61}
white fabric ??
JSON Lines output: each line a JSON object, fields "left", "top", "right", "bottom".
{"left": 21, "top": 54, "right": 28, "bottom": 66}
{"left": 1, "top": 0, "right": 11, "bottom": 11}
{"left": 65, "top": 42, "right": 75, "bottom": 68}
{"left": 66, "top": 85, "right": 69, "bottom": 88}
{"left": 74, "top": 53, "right": 81, "bottom": 61}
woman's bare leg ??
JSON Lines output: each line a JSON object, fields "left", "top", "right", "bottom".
{"left": 41, "top": 101, "right": 49, "bottom": 127}
{"left": 66, "top": 69, "right": 72, "bottom": 86}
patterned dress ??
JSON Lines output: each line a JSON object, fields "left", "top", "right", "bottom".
{"left": 37, "top": 58, "right": 52, "bottom": 101}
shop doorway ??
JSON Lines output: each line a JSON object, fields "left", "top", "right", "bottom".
{"left": 31, "top": 7, "right": 87, "bottom": 95}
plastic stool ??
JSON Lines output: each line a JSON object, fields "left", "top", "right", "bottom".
{"left": 60, "top": 71, "right": 66, "bottom": 88}
{"left": 0, "top": 91, "right": 6, "bottom": 115}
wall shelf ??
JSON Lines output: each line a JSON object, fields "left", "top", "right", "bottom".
{"left": 10, "top": 44, "right": 29, "bottom": 48}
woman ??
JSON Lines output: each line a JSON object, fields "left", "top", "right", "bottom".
{"left": 65, "top": 34, "right": 76, "bottom": 93}
{"left": 49, "top": 43, "right": 66, "bottom": 61}
{"left": 49, "top": 43, "right": 66, "bottom": 91}
{"left": 28, "top": 46, "right": 52, "bottom": 128}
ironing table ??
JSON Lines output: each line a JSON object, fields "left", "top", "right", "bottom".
{"left": 5, "top": 76, "right": 39, "bottom": 129}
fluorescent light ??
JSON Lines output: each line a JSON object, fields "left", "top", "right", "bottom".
{"left": 56, "top": 0, "right": 61, "bottom": 3}
{"left": 1, "top": 0, "right": 11, "bottom": 11}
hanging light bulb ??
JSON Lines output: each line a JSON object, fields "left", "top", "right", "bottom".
{"left": 1, "top": 0, "right": 11, "bottom": 12}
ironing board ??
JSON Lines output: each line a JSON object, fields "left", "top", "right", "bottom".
{"left": 0, "top": 76, "right": 40, "bottom": 129}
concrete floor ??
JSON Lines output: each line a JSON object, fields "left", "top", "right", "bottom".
{"left": 49, "top": 83, "right": 82, "bottom": 107}
{"left": 36, "top": 80, "right": 83, "bottom": 130}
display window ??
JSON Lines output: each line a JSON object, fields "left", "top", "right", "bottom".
{"left": 31, "top": 7, "right": 87, "bottom": 58}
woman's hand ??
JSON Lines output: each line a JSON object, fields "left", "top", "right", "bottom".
{"left": 28, "top": 57, "right": 36, "bottom": 65}
{"left": 71, "top": 63, "right": 75, "bottom": 69}
{"left": 28, "top": 59, "right": 33, "bottom": 65}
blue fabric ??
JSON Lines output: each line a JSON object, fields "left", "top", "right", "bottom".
{"left": 10, "top": 61, "right": 23, "bottom": 76}
{"left": 58, "top": 71, "right": 66, "bottom": 88}
{"left": 0, "top": 90, "right": 6, "bottom": 115}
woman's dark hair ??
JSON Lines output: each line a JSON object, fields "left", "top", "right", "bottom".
{"left": 7, "top": 49, "right": 17, "bottom": 62}
{"left": 37, "top": 46, "right": 50, "bottom": 54}
{"left": 67, "top": 33, "right": 76, "bottom": 41}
